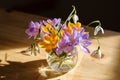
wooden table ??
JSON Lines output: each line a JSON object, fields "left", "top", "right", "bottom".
{"left": 0, "top": 9, "right": 120, "bottom": 80}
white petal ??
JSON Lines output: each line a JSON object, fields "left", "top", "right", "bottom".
{"left": 94, "top": 26, "right": 99, "bottom": 35}
{"left": 98, "top": 49, "right": 102, "bottom": 59}
{"left": 100, "top": 27, "right": 104, "bottom": 34}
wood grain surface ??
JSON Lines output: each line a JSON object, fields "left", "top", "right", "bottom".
{"left": 0, "top": 9, "right": 120, "bottom": 80}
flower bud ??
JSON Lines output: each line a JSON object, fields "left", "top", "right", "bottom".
{"left": 72, "top": 14, "right": 79, "bottom": 23}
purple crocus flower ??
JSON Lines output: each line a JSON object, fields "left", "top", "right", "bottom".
{"left": 56, "top": 28, "right": 80, "bottom": 55}
{"left": 25, "top": 21, "right": 41, "bottom": 38}
{"left": 55, "top": 36, "right": 74, "bottom": 55}
{"left": 56, "top": 27, "right": 91, "bottom": 55}
{"left": 64, "top": 28, "right": 91, "bottom": 54}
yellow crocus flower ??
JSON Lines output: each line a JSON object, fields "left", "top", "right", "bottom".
{"left": 63, "top": 22, "right": 82, "bottom": 34}
{"left": 38, "top": 27, "right": 59, "bottom": 53}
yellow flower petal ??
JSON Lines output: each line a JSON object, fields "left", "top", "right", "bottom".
{"left": 46, "top": 48, "right": 52, "bottom": 53}
{"left": 42, "top": 23, "right": 52, "bottom": 33}
{"left": 76, "top": 22, "right": 81, "bottom": 28}
{"left": 60, "top": 30, "right": 64, "bottom": 36}
{"left": 64, "top": 26, "right": 72, "bottom": 34}
{"left": 68, "top": 21, "right": 81, "bottom": 29}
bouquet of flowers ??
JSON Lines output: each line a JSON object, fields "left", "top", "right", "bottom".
{"left": 25, "top": 6, "right": 104, "bottom": 72}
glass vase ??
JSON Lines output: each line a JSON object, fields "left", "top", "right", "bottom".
{"left": 46, "top": 49, "right": 78, "bottom": 72}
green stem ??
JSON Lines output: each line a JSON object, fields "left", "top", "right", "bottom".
{"left": 58, "top": 5, "right": 76, "bottom": 36}
{"left": 30, "top": 37, "right": 40, "bottom": 55}
{"left": 58, "top": 59, "right": 63, "bottom": 68}
{"left": 64, "top": 5, "right": 76, "bottom": 25}
{"left": 57, "top": 5, "right": 76, "bottom": 37}
{"left": 96, "top": 37, "right": 100, "bottom": 47}
{"left": 58, "top": 56, "right": 66, "bottom": 68}
{"left": 86, "top": 20, "right": 101, "bottom": 28}
{"left": 52, "top": 50, "right": 59, "bottom": 57}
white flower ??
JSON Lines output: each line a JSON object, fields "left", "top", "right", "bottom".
{"left": 72, "top": 14, "right": 79, "bottom": 23}
{"left": 94, "top": 26, "right": 104, "bottom": 35}
{"left": 91, "top": 49, "right": 102, "bottom": 59}
{"left": 98, "top": 49, "right": 102, "bottom": 59}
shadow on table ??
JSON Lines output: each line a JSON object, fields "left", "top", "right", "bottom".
{"left": 0, "top": 59, "right": 66, "bottom": 80}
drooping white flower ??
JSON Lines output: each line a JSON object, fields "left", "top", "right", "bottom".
{"left": 98, "top": 49, "right": 102, "bottom": 59}
{"left": 94, "top": 26, "right": 104, "bottom": 35}
{"left": 91, "top": 49, "right": 102, "bottom": 59}
{"left": 72, "top": 14, "right": 79, "bottom": 23}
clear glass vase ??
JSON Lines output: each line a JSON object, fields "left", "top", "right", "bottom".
{"left": 46, "top": 50, "right": 78, "bottom": 72}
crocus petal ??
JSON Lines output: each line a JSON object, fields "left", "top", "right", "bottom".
{"left": 52, "top": 18, "right": 59, "bottom": 26}
{"left": 69, "top": 47, "right": 78, "bottom": 56}
{"left": 83, "top": 40, "right": 92, "bottom": 47}
{"left": 25, "top": 28, "right": 36, "bottom": 37}
{"left": 79, "top": 44, "right": 90, "bottom": 53}
{"left": 64, "top": 46, "right": 74, "bottom": 53}
{"left": 68, "top": 22, "right": 81, "bottom": 29}
{"left": 47, "top": 18, "right": 61, "bottom": 28}
{"left": 56, "top": 48, "right": 63, "bottom": 55}
{"left": 46, "top": 48, "right": 52, "bottom": 53}
{"left": 80, "top": 28, "right": 85, "bottom": 35}
{"left": 82, "top": 34, "right": 89, "bottom": 39}
{"left": 72, "top": 28, "right": 78, "bottom": 39}
{"left": 34, "top": 22, "right": 40, "bottom": 29}
{"left": 29, "top": 21, "right": 35, "bottom": 28}
{"left": 25, "top": 21, "right": 41, "bottom": 38}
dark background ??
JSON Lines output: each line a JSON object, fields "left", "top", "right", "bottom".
{"left": 0, "top": 0, "right": 120, "bottom": 32}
